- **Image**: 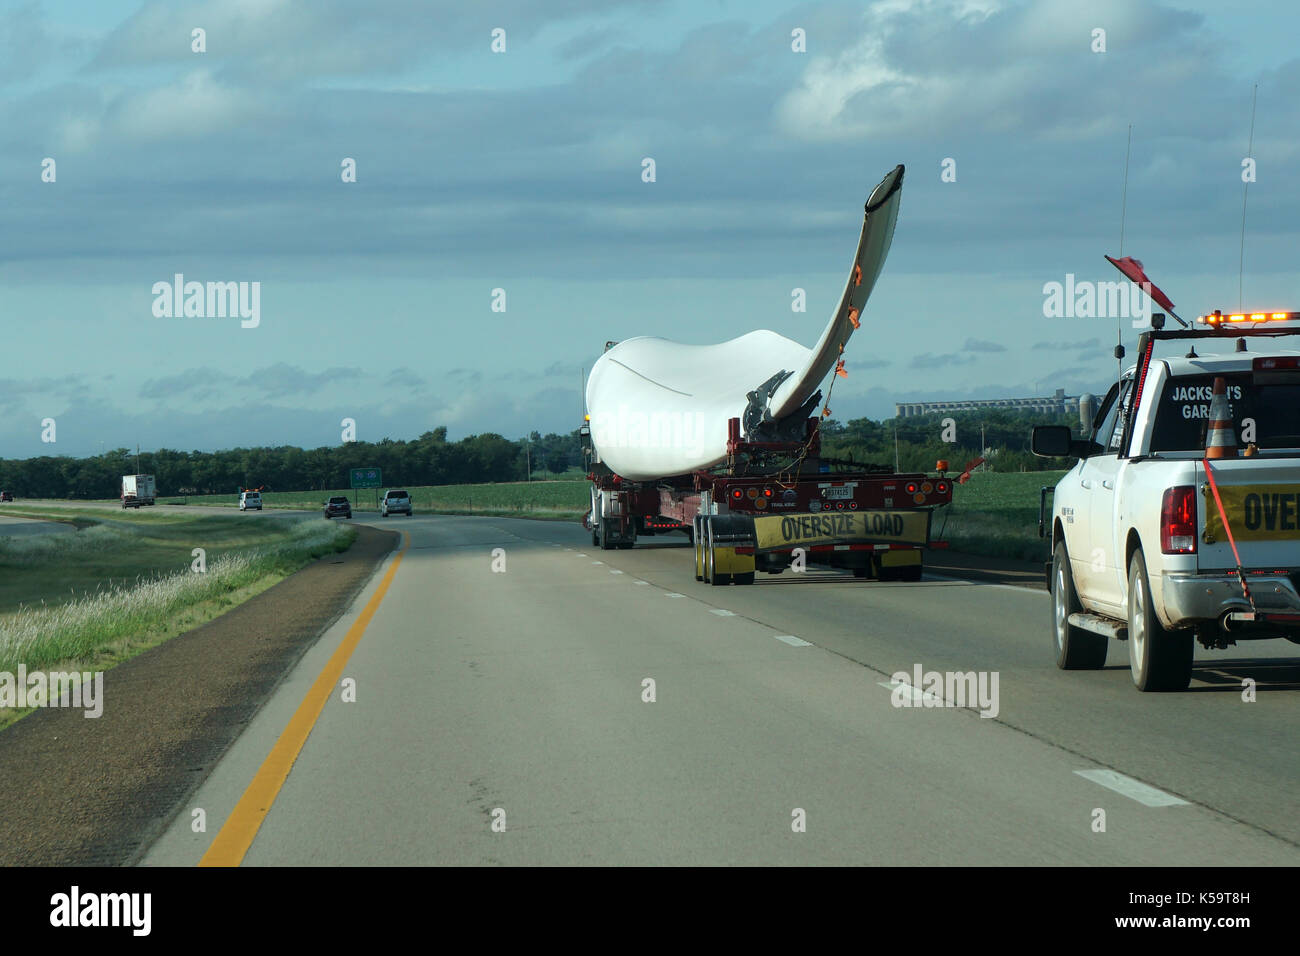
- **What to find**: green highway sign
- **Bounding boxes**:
[350,467,382,489]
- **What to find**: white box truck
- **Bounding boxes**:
[121,474,156,509]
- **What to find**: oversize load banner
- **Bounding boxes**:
[1203,484,1300,541]
[753,510,930,551]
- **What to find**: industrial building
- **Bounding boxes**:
[895,388,1079,418]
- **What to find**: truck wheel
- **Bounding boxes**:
[1052,540,1107,669]
[898,564,923,582]
[599,519,614,551]
[1127,550,1193,691]
[735,572,755,586]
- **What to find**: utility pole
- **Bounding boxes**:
[893,422,900,473]
[981,424,986,473]
[525,439,531,482]
[136,444,141,474]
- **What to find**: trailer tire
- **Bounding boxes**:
[599,520,613,550]
[735,572,755,586]
[1128,550,1193,691]
[706,519,731,586]
[693,516,704,581]
[1052,540,1107,670]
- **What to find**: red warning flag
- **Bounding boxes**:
[1104,255,1176,314]
[835,359,847,378]
[847,307,860,330]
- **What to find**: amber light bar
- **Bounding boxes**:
[1198,309,1297,326]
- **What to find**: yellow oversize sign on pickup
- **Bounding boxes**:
[1203,484,1300,541]
[753,510,930,551]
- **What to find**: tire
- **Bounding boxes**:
[599,518,613,551]
[898,564,923,583]
[592,526,599,547]
[852,567,868,579]
[1127,550,1193,691]
[707,519,731,586]
[735,572,755,586]
[694,516,704,582]
[1052,540,1107,670]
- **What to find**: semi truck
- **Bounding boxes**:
[580,164,954,583]
[121,474,156,508]
[583,415,952,584]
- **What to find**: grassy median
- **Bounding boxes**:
[0,508,355,684]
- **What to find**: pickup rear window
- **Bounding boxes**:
[1149,372,1300,451]
[387,491,408,498]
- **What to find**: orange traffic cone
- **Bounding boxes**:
[1205,376,1237,459]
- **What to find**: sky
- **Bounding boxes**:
[2,0,1298,457]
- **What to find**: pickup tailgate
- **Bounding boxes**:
[1198,457,1300,570]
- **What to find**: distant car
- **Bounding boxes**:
[324,496,352,519]
[0,491,12,502]
[239,491,262,511]
[380,489,412,517]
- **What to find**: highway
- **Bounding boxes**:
[0,515,76,538]
[144,514,1300,866]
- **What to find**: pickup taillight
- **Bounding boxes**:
[1161,485,1197,554]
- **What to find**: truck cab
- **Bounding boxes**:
[1035,312,1300,690]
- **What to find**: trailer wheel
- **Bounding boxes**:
[707,519,732,586]
[599,519,614,551]
[693,517,704,582]
[735,572,755,586]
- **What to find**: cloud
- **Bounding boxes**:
[1032,338,1102,351]
[774,0,1210,144]
[241,363,363,398]
[963,338,1005,353]
[384,367,428,389]
[910,352,976,369]
[139,367,234,399]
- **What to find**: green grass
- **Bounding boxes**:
[0,509,355,684]
[0,507,335,613]
[934,470,1067,562]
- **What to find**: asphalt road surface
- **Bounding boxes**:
[145,514,1300,865]
[0,515,76,538]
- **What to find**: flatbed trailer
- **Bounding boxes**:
[583,416,953,584]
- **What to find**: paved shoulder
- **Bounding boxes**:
[0,524,398,865]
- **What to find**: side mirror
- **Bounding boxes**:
[1032,425,1090,460]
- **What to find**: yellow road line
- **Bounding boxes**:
[199,531,409,866]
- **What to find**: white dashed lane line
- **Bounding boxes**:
[1074,769,1190,807]
[774,635,812,647]
[710,609,737,617]
[878,680,944,704]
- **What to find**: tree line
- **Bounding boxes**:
[0,427,584,500]
[820,407,1083,474]
[0,408,1081,500]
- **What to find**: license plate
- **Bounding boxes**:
[823,486,853,500]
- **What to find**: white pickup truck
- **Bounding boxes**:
[1033,315,1300,691]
